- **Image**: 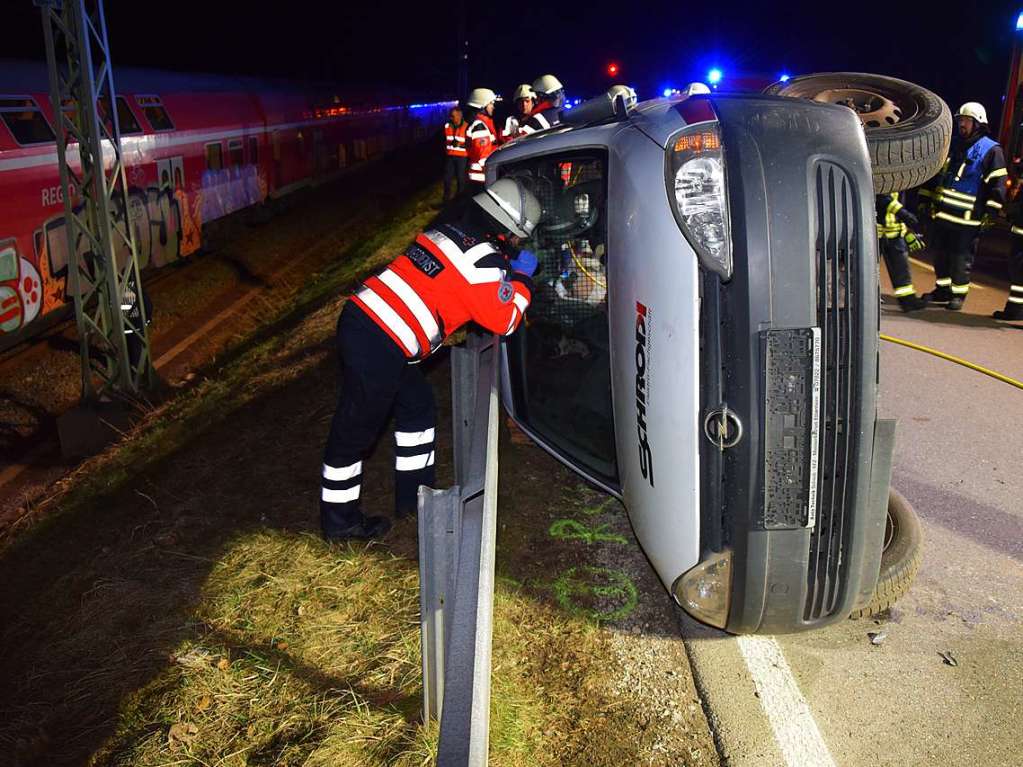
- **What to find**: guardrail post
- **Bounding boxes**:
[417,330,500,766]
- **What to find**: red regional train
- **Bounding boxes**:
[0,61,452,352]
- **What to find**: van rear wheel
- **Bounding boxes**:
[849,488,923,619]
[764,72,952,194]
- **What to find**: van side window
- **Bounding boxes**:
[205,142,223,171]
[0,97,55,145]
[136,95,174,131]
[501,151,616,484]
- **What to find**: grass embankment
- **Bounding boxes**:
[0,184,709,766]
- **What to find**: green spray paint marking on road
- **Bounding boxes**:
[548,518,628,546]
[552,566,638,622]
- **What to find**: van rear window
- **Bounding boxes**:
[0,97,55,146]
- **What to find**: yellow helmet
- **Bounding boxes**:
[956,102,988,124]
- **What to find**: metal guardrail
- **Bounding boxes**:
[418,330,501,766]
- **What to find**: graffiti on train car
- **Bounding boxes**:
[0,239,44,334]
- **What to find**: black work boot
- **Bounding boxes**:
[323,515,391,542]
[946,295,965,311]
[898,294,928,313]
[993,303,1023,320]
[921,286,952,304]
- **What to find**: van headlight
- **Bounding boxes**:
[672,549,733,629]
[666,123,732,280]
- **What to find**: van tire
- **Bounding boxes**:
[764,72,952,194]
[849,488,923,619]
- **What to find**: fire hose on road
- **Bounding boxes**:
[880,333,1023,391]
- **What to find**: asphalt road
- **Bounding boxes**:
[681,254,1023,767]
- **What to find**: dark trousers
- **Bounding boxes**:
[879,237,913,293]
[443,155,467,201]
[931,222,977,296]
[320,303,436,536]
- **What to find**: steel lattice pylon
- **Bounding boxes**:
[36,0,152,401]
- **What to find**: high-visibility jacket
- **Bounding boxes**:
[876,192,913,239]
[501,115,521,144]
[466,113,498,182]
[444,121,467,157]
[518,100,561,136]
[351,221,533,360]
[921,133,1008,227]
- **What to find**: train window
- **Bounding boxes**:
[248,136,258,164]
[0,97,55,145]
[205,142,223,171]
[228,139,243,168]
[136,94,174,132]
[114,97,142,134]
[65,97,143,136]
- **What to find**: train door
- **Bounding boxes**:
[156,158,172,189]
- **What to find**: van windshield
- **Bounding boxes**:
[501,150,617,486]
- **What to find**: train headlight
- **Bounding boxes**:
[666,122,732,280]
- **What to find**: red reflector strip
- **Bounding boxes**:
[674,97,717,126]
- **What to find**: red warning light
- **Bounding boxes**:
[607,62,619,77]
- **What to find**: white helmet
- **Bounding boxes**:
[956,102,988,124]
[684,82,711,96]
[513,84,536,101]
[607,84,637,109]
[532,74,563,96]
[467,87,498,109]
[473,178,542,239]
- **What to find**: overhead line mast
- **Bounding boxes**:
[36,0,153,402]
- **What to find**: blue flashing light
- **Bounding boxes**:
[779,73,791,83]
[563,103,573,110]
[708,68,723,85]
[1016,11,1023,30]
[663,87,673,98]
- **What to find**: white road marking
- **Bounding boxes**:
[737,636,837,767]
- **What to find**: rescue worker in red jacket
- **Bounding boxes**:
[465,88,500,191]
[442,106,468,202]
[502,84,535,143]
[319,178,543,540]
[518,74,565,136]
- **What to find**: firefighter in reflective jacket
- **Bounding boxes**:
[519,74,565,136]
[502,84,535,143]
[442,106,468,202]
[319,178,543,540]
[919,102,1008,310]
[998,213,1023,320]
[465,87,500,191]
[876,192,927,312]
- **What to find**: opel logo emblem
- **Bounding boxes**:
[704,406,743,450]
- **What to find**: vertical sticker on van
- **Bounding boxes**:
[635,301,655,486]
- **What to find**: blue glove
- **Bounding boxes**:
[509,249,538,277]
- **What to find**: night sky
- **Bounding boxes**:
[5,1,1023,119]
